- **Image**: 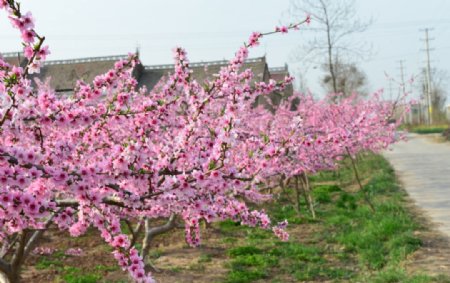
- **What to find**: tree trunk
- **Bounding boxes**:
[294,176,302,215]
[141,215,177,260]
[6,271,19,283]
[0,272,9,283]
[345,147,375,212]
[300,173,316,219]
[0,260,11,283]
[320,0,338,99]
[0,267,21,283]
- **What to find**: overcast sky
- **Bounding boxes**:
[0,0,449,99]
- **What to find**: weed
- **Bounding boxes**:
[63,273,101,283]
[228,246,262,257]
[220,154,437,282]
[94,264,119,272]
[198,254,213,263]
[409,125,448,134]
[169,266,182,273]
[148,249,163,259]
[35,258,63,270]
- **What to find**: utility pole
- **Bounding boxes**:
[398,60,409,123]
[388,79,393,102]
[398,60,406,94]
[421,28,434,125]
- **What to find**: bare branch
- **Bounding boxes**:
[141,215,177,260]
[24,215,56,257]
[289,0,372,97]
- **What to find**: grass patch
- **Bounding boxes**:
[148,249,163,259]
[219,153,450,282]
[93,264,119,272]
[35,257,63,270]
[36,260,113,283]
[226,246,277,283]
[198,254,213,263]
[367,268,450,283]
[408,124,448,134]
[63,273,101,283]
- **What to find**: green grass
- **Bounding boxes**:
[148,249,163,259]
[198,254,213,263]
[93,264,119,272]
[61,267,101,283]
[36,257,116,283]
[225,246,278,283]
[63,273,101,283]
[33,153,449,282]
[35,257,63,270]
[408,124,448,134]
[218,153,450,283]
[367,268,450,283]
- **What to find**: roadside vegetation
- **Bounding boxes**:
[216,154,450,282]
[405,124,449,134]
[22,154,450,282]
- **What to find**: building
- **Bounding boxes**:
[1,52,293,109]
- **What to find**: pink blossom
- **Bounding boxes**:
[275,26,288,33]
[306,14,312,24]
[32,247,57,255]
[37,45,50,60]
[112,234,129,248]
[28,60,41,74]
[248,32,262,47]
[23,46,34,60]
[65,248,84,256]
[22,12,35,29]
[21,30,35,43]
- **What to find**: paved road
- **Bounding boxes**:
[383,133,450,236]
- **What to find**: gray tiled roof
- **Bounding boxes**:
[1,53,129,91]
[1,52,25,66]
[138,57,269,91]
[0,53,292,107]
[35,55,129,91]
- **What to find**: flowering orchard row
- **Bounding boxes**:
[0,1,405,282]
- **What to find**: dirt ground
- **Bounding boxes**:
[19,203,450,283]
[17,167,450,282]
[403,201,450,276]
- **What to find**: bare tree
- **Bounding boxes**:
[321,59,368,98]
[419,68,448,123]
[288,0,371,97]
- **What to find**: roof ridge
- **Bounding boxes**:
[1,51,22,58]
[44,55,129,66]
[144,57,266,70]
[269,66,288,73]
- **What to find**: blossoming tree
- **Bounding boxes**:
[237,90,406,216]
[0,1,316,281]
[0,1,408,282]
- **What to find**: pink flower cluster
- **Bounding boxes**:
[32,246,57,256]
[275,26,289,33]
[113,248,155,283]
[65,248,84,256]
[0,2,408,282]
[1,2,49,74]
[272,220,289,241]
[248,32,262,47]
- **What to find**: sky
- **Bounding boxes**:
[0,0,449,100]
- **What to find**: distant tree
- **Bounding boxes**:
[419,68,448,122]
[288,0,371,99]
[321,59,368,98]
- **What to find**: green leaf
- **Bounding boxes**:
[208,160,217,170]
